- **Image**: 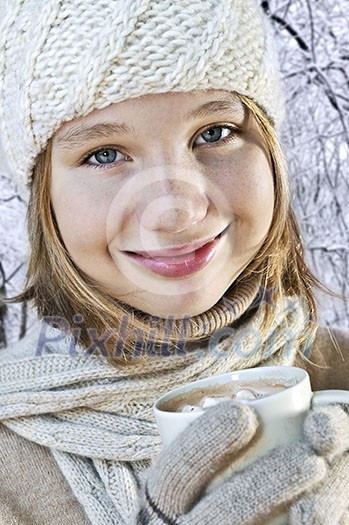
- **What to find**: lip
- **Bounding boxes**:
[129,233,220,258]
[124,231,226,278]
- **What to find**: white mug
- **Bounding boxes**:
[153,366,349,525]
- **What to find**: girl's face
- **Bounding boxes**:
[51,91,274,319]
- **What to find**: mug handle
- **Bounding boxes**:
[312,389,349,407]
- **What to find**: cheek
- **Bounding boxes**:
[50,177,110,259]
[237,167,274,228]
[214,147,275,234]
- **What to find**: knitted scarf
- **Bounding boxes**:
[0,278,311,524]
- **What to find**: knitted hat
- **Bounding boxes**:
[0,0,284,188]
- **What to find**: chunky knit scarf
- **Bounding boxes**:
[0,279,311,524]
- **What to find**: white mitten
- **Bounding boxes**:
[290,404,349,525]
[136,401,327,525]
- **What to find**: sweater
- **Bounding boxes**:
[0,305,348,525]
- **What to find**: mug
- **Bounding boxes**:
[153,366,349,525]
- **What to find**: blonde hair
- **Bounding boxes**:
[13,95,323,362]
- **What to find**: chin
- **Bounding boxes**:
[139,292,224,320]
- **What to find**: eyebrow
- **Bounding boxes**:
[185,98,245,120]
[54,97,245,150]
[55,122,134,149]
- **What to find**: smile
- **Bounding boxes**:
[124,230,226,278]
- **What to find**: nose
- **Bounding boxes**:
[139,179,209,233]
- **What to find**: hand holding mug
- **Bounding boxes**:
[137,366,349,525]
[137,401,329,525]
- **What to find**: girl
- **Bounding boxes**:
[0,1,348,524]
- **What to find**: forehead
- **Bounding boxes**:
[53,90,247,142]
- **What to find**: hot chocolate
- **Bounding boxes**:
[163,378,289,413]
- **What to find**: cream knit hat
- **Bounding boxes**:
[0,0,284,187]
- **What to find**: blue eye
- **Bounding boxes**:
[195,126,234,145]
[85,148,128,166]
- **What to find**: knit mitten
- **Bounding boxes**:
[135,401,327,525]
[290,404,349,525]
